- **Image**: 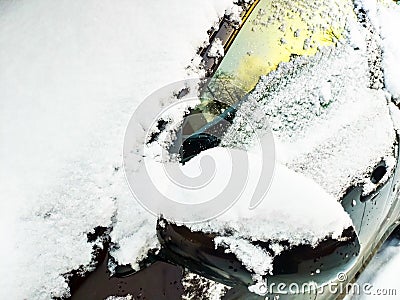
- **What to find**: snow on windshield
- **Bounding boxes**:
[224,41,396,199]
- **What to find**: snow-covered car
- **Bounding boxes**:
[155,0,400,298]
[69,0,400,299]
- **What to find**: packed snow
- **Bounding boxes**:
[225,4,243,26]
[185,148,354,246]
[2,0,400,299]
[185,148,353,276]
[223,43,397,198]
[358,0,400,99]
[214,236,274,275]
[182,272,230,300]
[208,38,225,59]
[0,0,233,298]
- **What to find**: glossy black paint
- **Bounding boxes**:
[157,219,360,291]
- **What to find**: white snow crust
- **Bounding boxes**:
[225,4,243,26]
[2,0,400,298]
[359,0,400,99]
[0,0,233,299]
[224,43,396,198]
[182,272,229,300]
[184,148,353,277]
[208,38,225,59]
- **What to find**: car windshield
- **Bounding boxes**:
[176,0,396,199]
[196,0,350,119]
[177,0,355,161]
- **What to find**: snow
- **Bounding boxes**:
[182,272,229,300]
[185,147,353,275]
[145,144,233,207]
[2,0,400,298]
[346,237,400,300]
[248,277,269,295]
[105,296,133,300]
[0,0,233,299]
[374,3,400,99]
[187,152,353,247]
[180,3,397,279]
[225,4,243,26]
[343,1,400,297]
[223,42,396,198]
[208,38,225,59]
[357,0,400,99]
[214,236,273,275]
